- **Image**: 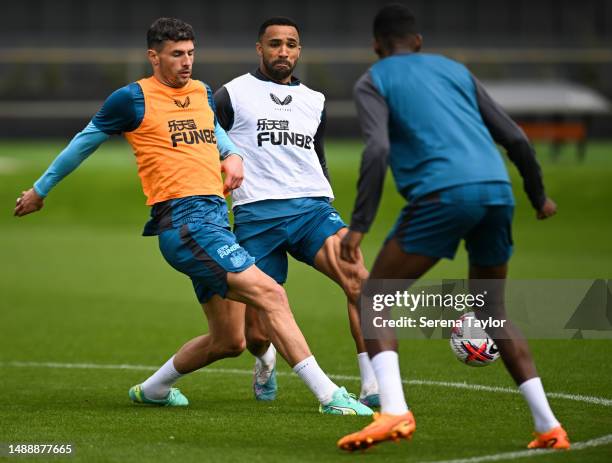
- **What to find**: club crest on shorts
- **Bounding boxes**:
[328,212,342,223]
[230,252,248,268]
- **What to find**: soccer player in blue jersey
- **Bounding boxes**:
[214,17,379,408]
[337,4,570,451]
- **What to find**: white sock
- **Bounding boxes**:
[141,356,184,400]
[357,352,379,398]
[254,344,277,385]
[519,377,561,433]
[371,351,409,415]
[256,344,276,369]
[292,355,338,405]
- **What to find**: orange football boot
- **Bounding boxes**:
[527,426,570,449]
[337,411,416,451]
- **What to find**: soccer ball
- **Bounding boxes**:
[449,312,500,367]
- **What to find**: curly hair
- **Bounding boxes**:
[147,18,195,50]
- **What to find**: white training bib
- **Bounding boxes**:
[223,73,334,206]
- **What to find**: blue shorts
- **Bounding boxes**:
[158,223,255,303]
[390,183,515,267]
[233,199,346,284]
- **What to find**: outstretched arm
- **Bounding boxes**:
[14,122,109,216]
[473,76,556,219]
[14,83,141,217]
[341,71,391,262]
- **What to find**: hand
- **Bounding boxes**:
[340,230,364,263]
[221,154,244,196]
[537,197,557,220]
[14,188,44,217]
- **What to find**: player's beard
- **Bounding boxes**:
[263,58,295,82]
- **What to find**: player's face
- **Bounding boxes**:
[256,25,301,83]
[148,40,194,88]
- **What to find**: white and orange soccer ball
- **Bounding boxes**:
[450,312,500,367]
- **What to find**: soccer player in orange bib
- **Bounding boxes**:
[14,17,370,415]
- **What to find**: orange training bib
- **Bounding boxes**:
[124,77,223,205]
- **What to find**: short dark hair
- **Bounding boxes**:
[258,16,300,40]
[373,4,418,42]
[147,18,195,50]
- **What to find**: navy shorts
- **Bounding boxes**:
[158,222,255,303]
[390,184,515,267]
[234,201,346,284]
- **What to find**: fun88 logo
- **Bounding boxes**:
[217,243,248,268]
[217,243,241,259]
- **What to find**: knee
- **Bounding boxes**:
[214,335,246,358]
[225,337,247,357]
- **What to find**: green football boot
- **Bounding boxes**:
[128,384,189,407]
[319,387,374,416]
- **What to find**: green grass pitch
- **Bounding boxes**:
[0,139,611,462]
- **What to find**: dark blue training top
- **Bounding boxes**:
[370,53,510,200]
[350,52,545,232]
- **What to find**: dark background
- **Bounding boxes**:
[1,0,610,137]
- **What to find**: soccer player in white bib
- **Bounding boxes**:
[214,17,380,408]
